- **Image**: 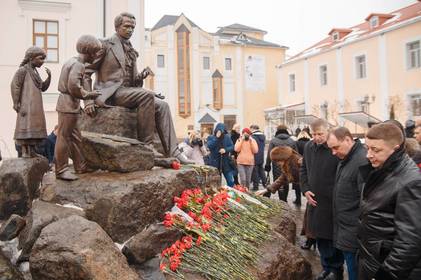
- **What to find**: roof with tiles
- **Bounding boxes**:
[287,1,421,63]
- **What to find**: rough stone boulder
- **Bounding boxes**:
[122,223,183,265]
[255,232,312,280]
[0,250,24,280]
[0,157,49,219]
[0,214,26,241]
[268,201,297,244]
[79,107,138,139]
[39,166,220,243]
[17,200,85,262]
[81,131,154,172]
[30,215,139,280]
[79,106,165,154]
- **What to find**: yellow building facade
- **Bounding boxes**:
[271,1,421,137]
[143,15,287,137]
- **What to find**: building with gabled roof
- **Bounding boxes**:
[142,13,287,137]
[268,0,421,137]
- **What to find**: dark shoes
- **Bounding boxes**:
[324,271,344,280]
[301,238,316,250]
[293,199,302,206]
[315,270,343,280]
[315,271,329,280]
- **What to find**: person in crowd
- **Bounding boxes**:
[298,130,315,250]
[405,138,421,168]
[230,123,241,185]
[297,130,311,156]
[235,128,258,190]
[179,131,207,165]
[405,119,416,138]
[256,146,301,196]
[265,124,297,201]
[250,124,267,191]
[207,123,236,187]
[414,123,421,145]
[326,127,367,280]
[300,118,343,280]
[45,125,58,164]
[358,123,421,280]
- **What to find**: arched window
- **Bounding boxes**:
[176,24,191,117]
[212,69,223,110]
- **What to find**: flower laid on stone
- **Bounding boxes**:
[159,186,283,280]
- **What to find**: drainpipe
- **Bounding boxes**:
[103,0,106,37]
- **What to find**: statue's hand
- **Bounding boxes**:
[13,103,20,113]
[141,68,150,79]
[84,103,96,117]
[84,90,101,100]
[45,67,51,78]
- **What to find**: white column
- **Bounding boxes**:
[191,28,200,125]
[336,47,345,125]
[378,34,389,120]
[167,25,176,119]
[236,46,244,127]
[303,59,310,114]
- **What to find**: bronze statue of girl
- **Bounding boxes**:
[11,46,51,157]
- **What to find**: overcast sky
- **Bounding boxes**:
[144,0,417,56]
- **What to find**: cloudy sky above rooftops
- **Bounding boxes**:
[145,0,416,56]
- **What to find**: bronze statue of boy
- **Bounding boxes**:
[55,35,102,180]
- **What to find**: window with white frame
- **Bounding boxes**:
[320,65,327,86]
[157,54,165,68]
[289,74,295,92]
[370,16,379,28]
[332,32,339,41]
[355,55,367,79]
[203,56,210,70]
[33,19,59,62]
[407,40,420,69]
[410,94,421,117]
[225,58,232,71]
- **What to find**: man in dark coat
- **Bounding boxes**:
[251,124,266,191]
[358,123,421,280]
[84,12,192,164]
[207,123,235,187]
[327,127,367,280]
[265,124,297,201]
[300,119,343,280]
[230,123,241,185]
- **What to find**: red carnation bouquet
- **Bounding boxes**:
[159,186,282,280]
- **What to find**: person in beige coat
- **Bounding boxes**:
[11,46,51,157]
[235,127,258,189]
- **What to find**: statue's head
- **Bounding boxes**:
[114,12,136,40]
[76,35,102,63]
[20,46,46,67]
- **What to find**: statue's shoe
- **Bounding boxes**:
[56,170,79,181]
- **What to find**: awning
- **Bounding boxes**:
[339,111,382,128]
[294,114,335,127]
[198,113,217,123]
[294,114,317,123]
[280,102,305,110]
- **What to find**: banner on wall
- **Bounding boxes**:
[245,55,266,92]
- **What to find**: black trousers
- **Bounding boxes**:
[252,163,267,189]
